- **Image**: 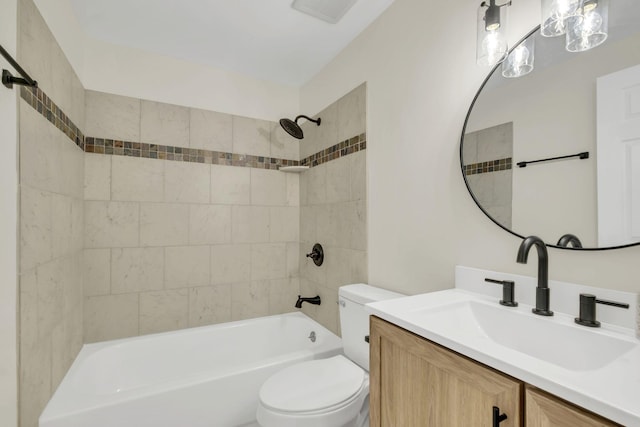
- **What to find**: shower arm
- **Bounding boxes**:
[294,115,321,126]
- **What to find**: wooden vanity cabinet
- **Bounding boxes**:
[370,316,622,427]
[370,316,523,426]
[525,386,621,427]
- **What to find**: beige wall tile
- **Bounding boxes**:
[140,290,189,335]
[325,156,351,204]
[286,173,300,207]
[70,70,85,130]
[300,206,317,244]
[211,244,251,285]
[189,205,232,245]
[306,165,327,205]
[20,186,51,273]
[56,132,85,199]
[251,243,286,281]
[325,247,368,290]
[270,207,300,242]
[337,84,366,142]
[19,102,57,194]
[84,153,111,201]
[315,102,340,153]
[250,168,287,206]
[18,0,53,93]
[84,294,139,342]
[269,277,299,315]
[51,194,72,259]
[231,281,269,321]
[49,43,72,123]
[270,122,299,160]
[188,284,232,327]
[315,285,339,335]
[19,337,51,427]
[111,247,164,294]
[347,200,367,251]
[286,242,300,278]
[190,108,232,152]
[232,116,271,157]
[140,203,189,247]
[165,246,210,288]
[299,278,320,320]
[141,100,189,147]
[165,161,210,204]
[111,156,164,202]
[70,198,84,253]
[349,150,366,202]
[84,201,139,248]
[85,90,141,142]
[19,269,38,354]
[84,248,110,296]
[211,165,250,205]
[231,205,270,243]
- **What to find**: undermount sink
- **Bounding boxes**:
[401,294,636,372]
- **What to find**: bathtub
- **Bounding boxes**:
[40,312,342,427]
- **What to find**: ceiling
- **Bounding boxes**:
[68,0,394,87]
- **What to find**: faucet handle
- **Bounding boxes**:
[484,278,518,307]
[575,293,629,328]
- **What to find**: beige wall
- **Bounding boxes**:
[298,84,368,334]
[83,91,300,342]
[17,0,85,426]
[301,0,640,296]
[0,0,18,424]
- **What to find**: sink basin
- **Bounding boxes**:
[405,298,636,371]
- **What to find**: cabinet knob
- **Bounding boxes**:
[492,406,508,426]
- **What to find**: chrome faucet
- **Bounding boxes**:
[516,236,553,316]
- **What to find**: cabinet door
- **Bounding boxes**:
[525,386,621,427]
[370,316,522,427]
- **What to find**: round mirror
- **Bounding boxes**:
[461,0,640,250]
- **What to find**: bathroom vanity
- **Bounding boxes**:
[366,267,640,426]
[369,316,619,426]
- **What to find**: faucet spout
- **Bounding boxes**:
[516,236,553,316]
[295,295,321,309]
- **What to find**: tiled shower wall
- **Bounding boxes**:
[463,122,514,228]
[17,0,85,425]
[298,84,368,335]
[83,91,301,342]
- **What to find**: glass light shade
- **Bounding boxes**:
[502,37,535,78]
[477,1,509,66]
[566,0,608,52]
[541,0,581,37]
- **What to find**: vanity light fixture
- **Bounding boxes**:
[541,0,608,52]
[476,0,511,66]
[541,0,581,37]
[502,36,535,78]
[565,0,608,52]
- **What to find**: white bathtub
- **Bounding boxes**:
[40,312,342,427]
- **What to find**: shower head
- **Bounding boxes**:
[279,115,321,140]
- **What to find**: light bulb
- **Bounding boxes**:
[581,10,603,33]
[542,0,581,36]
[479,31,507,66]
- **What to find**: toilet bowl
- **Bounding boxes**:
[256,284,404,427]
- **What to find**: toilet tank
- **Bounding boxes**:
[338,284,404,371]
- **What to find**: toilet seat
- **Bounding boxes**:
[257,355,369,427]
[259,355,365,413]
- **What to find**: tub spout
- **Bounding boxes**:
[295,295,321,308]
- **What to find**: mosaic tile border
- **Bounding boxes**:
[20,86,84,150]
[301,133,366,167]
[20,85,366,170]
[85,137,300,169]
[464,158,512,176]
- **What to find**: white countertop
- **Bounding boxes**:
[366,267,640,426]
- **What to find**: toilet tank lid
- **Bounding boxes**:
[339,284,405,305]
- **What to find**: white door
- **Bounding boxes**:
[596,64,640,246]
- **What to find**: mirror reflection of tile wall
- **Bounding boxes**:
[463,122,513,228]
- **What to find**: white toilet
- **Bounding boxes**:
[256,284,404,427]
